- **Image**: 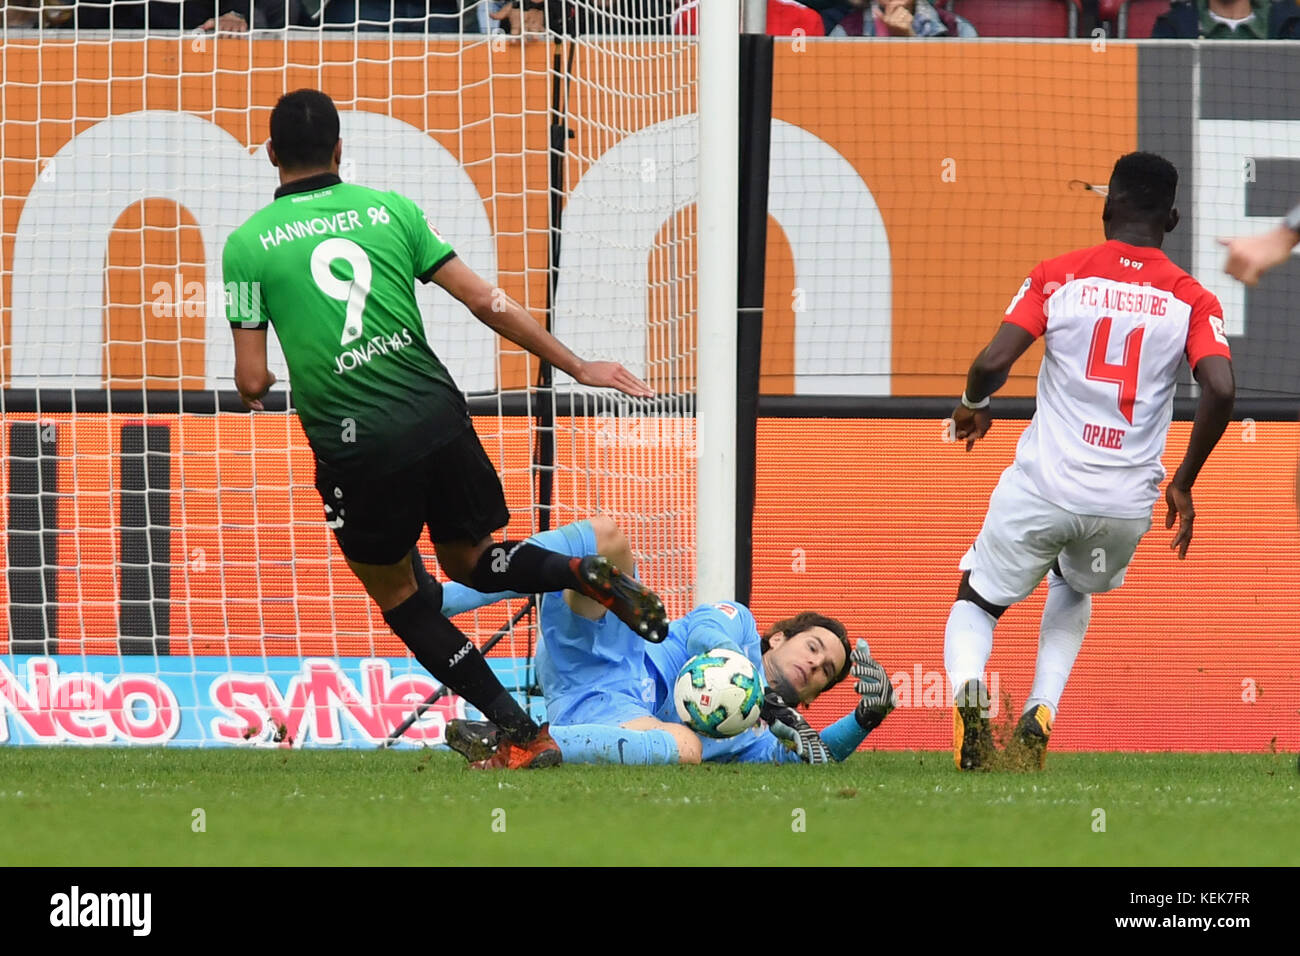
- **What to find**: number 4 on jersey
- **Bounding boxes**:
[1085,316,1143,424]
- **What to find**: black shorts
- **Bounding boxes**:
[313,426,510,565]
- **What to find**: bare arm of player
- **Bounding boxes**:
[232,327,277,411]
[431,257,654,399]
[1219,224,1299,287]
[1164,355,1235,560]
[951,322,1036,451]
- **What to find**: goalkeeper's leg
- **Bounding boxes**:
[548,721,697,765]
[437,515,632,621]
[618,717,701,764]
[562,514,639,619]
[449,718,700,765]
[438,534,666,644]
[438,520,595,617]
[418,433,664,640]
[450,579,697,767]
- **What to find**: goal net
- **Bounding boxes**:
[0,2,699,747]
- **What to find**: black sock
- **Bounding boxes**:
[467,541,578,595]
[382,581,538,742]
[410,547,437,590]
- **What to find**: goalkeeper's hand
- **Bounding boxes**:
[761,684,832,765]
[851,638,896,733]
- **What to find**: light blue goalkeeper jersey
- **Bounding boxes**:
[443,579,799,762]
[641,602,799,764]
[641,601,868,763]
[438,519,844,765]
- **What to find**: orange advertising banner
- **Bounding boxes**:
[3,412,1292,752]
[0,412,695,659]
[757,418,1300,753]
[1,38,1143,397]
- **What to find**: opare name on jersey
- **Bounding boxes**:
[1082,422,1126,450]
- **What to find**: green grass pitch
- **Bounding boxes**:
[1,749,1296,866]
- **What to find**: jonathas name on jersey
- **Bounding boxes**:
[333,327,414,375]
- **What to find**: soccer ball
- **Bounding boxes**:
[673,648,763,738]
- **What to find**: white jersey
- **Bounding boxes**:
[1002,239,1231,519]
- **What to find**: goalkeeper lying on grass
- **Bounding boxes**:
[436,516,896,768]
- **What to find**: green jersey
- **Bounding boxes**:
[223,173,468,474]
[1198,0,1269,38]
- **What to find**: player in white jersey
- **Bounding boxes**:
[944,152,1236,770]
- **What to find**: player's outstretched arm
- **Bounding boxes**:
[231,328,277,411]
[951,322,1036,451]
[1165,355,1235,560]
[1220,204,1300,286]
[431,258,654,399]
[680,604,752,659]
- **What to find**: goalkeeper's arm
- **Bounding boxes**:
[748,707,885,765]
[820,711,879,763]
[766,709,880,764]
[698,640,896,765]
[680,604,753,659]
[696,708,868,765]
[692,686,832,765]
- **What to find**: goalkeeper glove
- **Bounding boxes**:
[761,684,832,765]
[851,638,896,733]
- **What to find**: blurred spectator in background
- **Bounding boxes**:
[486,0,544,35]
[72,0,294,29]
[4,0,76,27]
[1151,0,1300,37]
[797,0,846,30]
[673,0,826,36]
[312,0,466,31]
[573,0,674,35]
[827,0,975,36]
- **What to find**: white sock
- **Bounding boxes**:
[1025,571,1091,718]
[944,600,996,701]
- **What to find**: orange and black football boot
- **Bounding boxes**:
[570,555,669,644]
[470,724,562,770]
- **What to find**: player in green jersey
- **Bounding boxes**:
[223,89,667,769]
